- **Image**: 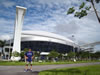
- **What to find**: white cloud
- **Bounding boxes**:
[94,45,100,51]
[2,1,15,8]
[0,34,11,40]
[0,18,14,31]
[38,0,81,5]
[73,13,100,46]
[0,0,100,51]
[0,18,14,41]
[23,1,100,46]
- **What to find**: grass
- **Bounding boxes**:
[39,64,100,75]
[0,60,99,66]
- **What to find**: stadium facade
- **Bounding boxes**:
[3,30,78,59]
[21,30,77,53]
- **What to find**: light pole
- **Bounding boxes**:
[8,39,11,60]
[72,35,76,62]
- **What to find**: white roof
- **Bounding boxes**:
[40,52,50,55]
[21,30,75,46]
[22,31,73,42]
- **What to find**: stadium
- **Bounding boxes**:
[21,30,77,53]
[3,30,78,59]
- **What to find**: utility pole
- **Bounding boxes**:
[72,35,76,62]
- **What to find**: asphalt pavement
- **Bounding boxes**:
[0,62,100,75]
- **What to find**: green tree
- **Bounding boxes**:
[67,51,75,59]
[93,51,100,59]
[67,0,100,23]
[23,48,28,52]
[20,48,29,58]
[48,50,59,58]
[76,51,85,60]
[78,51,91,60]
[81,51,89,59]
[58,53,63,60]
[12,51,20,57]
[48,50,59,62]
[20,51,25,58]
[0,40,6,54]
[34,51,40,57]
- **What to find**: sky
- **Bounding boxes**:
[0,0,100,51]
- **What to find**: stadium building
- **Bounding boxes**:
[4,30,78,52]
[3,30,78,59]
[21,30,77,53]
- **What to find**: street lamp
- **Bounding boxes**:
[72,35,76,62]
[8,39,11,60]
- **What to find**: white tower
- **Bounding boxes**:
[11,6,27,61]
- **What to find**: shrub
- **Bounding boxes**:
[12,51,20,57]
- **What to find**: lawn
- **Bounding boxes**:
[39,64,100,75]
[0,60,99,66]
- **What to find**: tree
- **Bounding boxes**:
[93,51,100,59]
[67,51,76,60]
[0,40,6,54]
[48,50,59,62]
[67,0,100,23]
[58,53,63,60]
[76,50,92,61]
[81,51,89,59]
[20,48,29,58]
[20,51,25,58]
[48,50,59,59]
[23,48,29,52]
[89,51,100,60]
[12,51,20,57]
[0,40,5,48]
[34,51,40,57]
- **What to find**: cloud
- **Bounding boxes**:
[0,34,11,40]
[23,0,100,45]
[2,1,15,8]
[0,18,14,40]
[74,12,100,44]
[55,18,79,34]
[0,0,100,51]
[38,0,81,6]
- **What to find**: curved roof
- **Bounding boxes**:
[21,30,74,46]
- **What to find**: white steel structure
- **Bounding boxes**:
[21,31,74,46]
[11,6,27,61]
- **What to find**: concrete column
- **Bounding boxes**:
[11,6,27,61]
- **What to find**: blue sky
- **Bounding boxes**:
[0,0,100,51]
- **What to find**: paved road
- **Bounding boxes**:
[0,62,100,75]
